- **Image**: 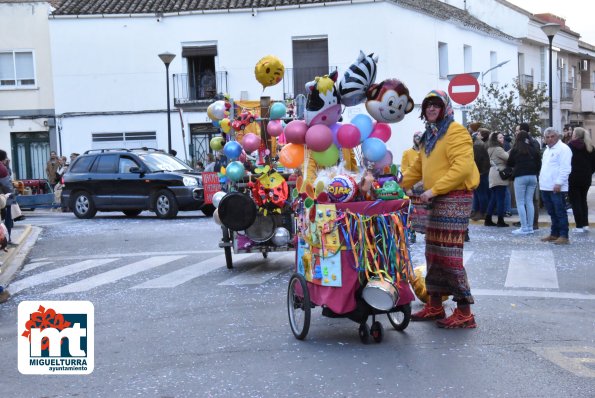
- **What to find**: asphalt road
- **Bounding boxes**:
[0,210,594,397]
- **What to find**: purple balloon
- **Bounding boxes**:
[329,122,342,148]
[242,133,261,153]
[305,124,333,152]
[337,123,361,149]
[284,120,308,144]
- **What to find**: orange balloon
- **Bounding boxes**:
[279,143,305,169]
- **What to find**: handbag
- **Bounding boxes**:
[498,167,513,180]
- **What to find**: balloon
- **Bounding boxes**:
[338,50,379,107]
[271,227,291,246]
[362,137,387,162]
[270,102,287,120]
[266,120,284,137]
[365,79,414,123]
[329,122,342,147]
[370,123,392,142]
[210,136,225,151]
[223,141,242,159]
[351,114,374,142]
[311,144,339,167]
[211,100,227,119]
[212,191,226,208]
[279,143,305,169]
[213,208,222,225]
[305,124,333,152]
[327,175,358,203]
[284,120,308,144]
[305,71,342,127]
[220,118,232,134]
[337,123,361,149]
[254,55,285,89]
[374,150,393,172]
[226,161,245,182]
[241,133,261,153]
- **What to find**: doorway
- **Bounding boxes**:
[12,131,50,180]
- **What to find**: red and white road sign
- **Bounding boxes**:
[448,73,480,105]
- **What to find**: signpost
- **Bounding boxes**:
[448,73,480,105]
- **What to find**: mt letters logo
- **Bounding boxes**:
[18,301,94,375]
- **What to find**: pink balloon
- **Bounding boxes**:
[267,120,284,137]
[284,120,308,144]
[374,150,393,171]
[337,123,361,149]
[305,124,333,152]
[369,123,392,142]
[242,133,261,153]
[239,150,247,163]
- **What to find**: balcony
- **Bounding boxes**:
[518,74,534,90]
[282,66,338,100]
[172,71,228,107]
[560,81,574,102]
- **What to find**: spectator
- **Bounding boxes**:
[46,151,60,185]
[70,152,80,164]
[195,161,205,172]
[0,149,16,244]
[204,153,216,172]
[567,127,595,233]
[400,132,422,174]
[485,132,509,227]
[471,128,491,221]
[539,127,573,245]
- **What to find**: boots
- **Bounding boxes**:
[496,216,509,227]
[484,215,496,226]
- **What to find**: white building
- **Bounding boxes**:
[48,0,519,167]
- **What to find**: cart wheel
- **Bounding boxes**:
[287,273,311,340]
[262,252,268,259]
[221,226,233,269]
[358,322,371,344]
[387,303,412,331]
[370,321,384,343]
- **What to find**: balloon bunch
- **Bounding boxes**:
[207,99,232,132]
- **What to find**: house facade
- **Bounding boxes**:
[48,0,519,166]
[0,0,56,179]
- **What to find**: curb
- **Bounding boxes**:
[0,225,39,287]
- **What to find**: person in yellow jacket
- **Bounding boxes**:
[401,89,479,329]
[400,132,422,174]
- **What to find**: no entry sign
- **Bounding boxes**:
[448,73,480,105]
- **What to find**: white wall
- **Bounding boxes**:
[50,1,519,164]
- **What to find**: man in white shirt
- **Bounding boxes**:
[539,127,573,245]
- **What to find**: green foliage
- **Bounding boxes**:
[468,78,548,137]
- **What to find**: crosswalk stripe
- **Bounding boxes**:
[505,250,559,289]
[47,255,186,294]
[131,253,256,289]
[9,258,119,294]
[218,253,293,286]
[21,261,54,273]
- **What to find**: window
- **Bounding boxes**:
[571,66,576,88]
[292,37,329,98]
[490,51,498,83]
[438,42,448,78]
[119,157,139,173]
[464,45,472,73]
[182,44,217,100]
[95,155,118,173]
[0,50,35,87]
[70,156,96,173]
[540,46,546,83]
[91,132,157,149]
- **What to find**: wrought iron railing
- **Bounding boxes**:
[173,71,228,106]
[560,81,574,102]
[518,74,534,90]
[282,66,338,100]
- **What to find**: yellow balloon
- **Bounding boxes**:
[254,55,285,89]
[220,118,231,134]
[220,166,226,175]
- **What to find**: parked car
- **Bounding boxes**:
[61,148,215,219]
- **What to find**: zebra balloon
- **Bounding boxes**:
[338,51,379,107]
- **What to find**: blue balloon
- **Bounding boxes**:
[362,137,387,162]
[226,161,245,182]
[223,141,242,159]
[270,102,287,120]
[351,114,374,142]
[212,120,220,128]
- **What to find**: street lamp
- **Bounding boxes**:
[481,60,510,83]
[158,52,176,153]
[541,23,561,128]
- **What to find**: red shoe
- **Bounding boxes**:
[411,305,446,321]
[436,308,477,328]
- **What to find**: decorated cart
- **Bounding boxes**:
[206,50,421,342]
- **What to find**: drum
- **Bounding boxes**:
[218,192,257,231]
[245,213,276,243]
[362,278,399,311]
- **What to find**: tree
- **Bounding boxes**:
[467,78,548,137]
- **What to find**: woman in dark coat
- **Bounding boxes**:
[568,127,595,233]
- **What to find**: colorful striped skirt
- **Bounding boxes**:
[425,190,474,304]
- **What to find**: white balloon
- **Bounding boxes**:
[212,100,226,120]
[272,227,291,246]
[213,208,222,225]
[212,191,226,208]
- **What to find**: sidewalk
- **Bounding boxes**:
[0,223,36,287]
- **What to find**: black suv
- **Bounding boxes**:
[61,148,215,219]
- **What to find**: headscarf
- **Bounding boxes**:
[419,89,455,156]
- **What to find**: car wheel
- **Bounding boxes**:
[154,190,178,219]
[201,204,215,217]
[123,210,142,217]
[72,191,97,219]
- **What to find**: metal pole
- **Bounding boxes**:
[165,63,172,153]
[548,36,553,127]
